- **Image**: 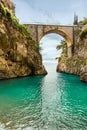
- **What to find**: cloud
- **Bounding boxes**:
[13,0,60,24]
[13,0,87,24]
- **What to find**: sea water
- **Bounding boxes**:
[0,34,87,130]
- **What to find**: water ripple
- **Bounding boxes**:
[0,65,87,129]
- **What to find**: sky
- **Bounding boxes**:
[12,0,85,64]
[40,34,62,63]
[12,0,87,25]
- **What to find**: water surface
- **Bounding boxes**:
[0,34,87,130]
[0,62,87,130]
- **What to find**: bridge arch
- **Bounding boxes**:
[38,29,72,48]
[38,29,73,58]
[25,24,74,57]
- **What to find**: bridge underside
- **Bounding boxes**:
[25,24,74,58]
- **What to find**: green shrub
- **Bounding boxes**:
[18,24,32,39]
[0,2,40,52]
[0,2,6,15]
[32,43,42,52]
[56,44,62,50]
[56,40,67,51]
[56,40,67,56]
[77,29,82,35]
[78,17,87,25]
[5,8,12,20]
[0,2,32,40]
[79,29,87,39]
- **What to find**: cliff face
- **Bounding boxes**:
[0,2,47,79]
[57,25,87,82]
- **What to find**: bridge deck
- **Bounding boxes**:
[25,23,78,27]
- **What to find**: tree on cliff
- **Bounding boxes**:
[56,40,67,55]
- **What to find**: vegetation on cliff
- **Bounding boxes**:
[56,40,67,56]
[78,17,87,39]
[79,17,87,25]
[0,1,42,53]
[57,17,87,82]
[79,28,87,39]
[0,2,33,40]
[0,1,47,79]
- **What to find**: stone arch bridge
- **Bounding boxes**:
[25,24,77,57]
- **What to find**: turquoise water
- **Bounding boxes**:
[0,63,87,130]
[0,34,87,130]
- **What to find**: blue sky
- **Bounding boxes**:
[12,0,87,25]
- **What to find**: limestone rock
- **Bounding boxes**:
[57,25,87,82]
[80,73,87,82]
[0,1,47,79]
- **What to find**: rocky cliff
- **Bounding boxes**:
[57,23,87,82]
[0,1,47,79]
